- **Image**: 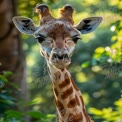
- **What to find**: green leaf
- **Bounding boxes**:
[3,71,13,77]
[26,111,47,119]
[89,108,102,115]
[5,110,23,119]
[24,99,39,106]
[47,114,55,119]
[0,93,15,105]
[81,61,90,68]
[9,82,20,90]
[0,75,8,83]
[114,98,122,107]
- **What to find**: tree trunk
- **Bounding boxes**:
[0,0,29,115]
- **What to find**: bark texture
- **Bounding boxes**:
[0,0,29,110]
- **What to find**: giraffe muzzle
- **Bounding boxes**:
[52,53,69,60]
[49,48,71,68]
[50,52,71,69]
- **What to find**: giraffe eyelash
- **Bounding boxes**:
[35,34,46,43]
[72,36,81,43]
[36,36,45,43]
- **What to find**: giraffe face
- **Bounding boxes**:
[12,4,102,69]
[34,20,81,69]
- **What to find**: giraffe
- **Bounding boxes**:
[12,4,102,122]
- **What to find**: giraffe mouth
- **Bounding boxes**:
[50,53,71,68]
[52,53,69,60]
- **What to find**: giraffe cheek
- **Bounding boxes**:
[69,47,75,55]
[40,48,50,59]
[40,50,45,57]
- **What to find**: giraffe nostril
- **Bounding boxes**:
[64,54,68,59]
[52,54,57,59]
[57,55,64,60]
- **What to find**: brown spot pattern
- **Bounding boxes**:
[61,68,65,72]
[80,95,91,122]
[59,78,70,89]
[55,100,65,116]
[61,86,73,99]
[54,88,58,97]
[59,119,64,122]
[54,71,61,80]
[75,95,80,106]
[70,78,79,91]
[80,95,84,105]
[68,112,83,122]
[64,72,69,79]
[83,107,91,122]
[67,97,77,108]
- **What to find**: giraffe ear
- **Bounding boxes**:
[75,17,102,34]
[12,16,38,35]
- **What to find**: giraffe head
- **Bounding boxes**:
[12,4,102,69]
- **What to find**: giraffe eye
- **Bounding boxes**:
[37,37,45,43]
[72,37,81,43]
[36,35,45,43]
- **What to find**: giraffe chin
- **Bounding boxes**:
[50,59,71,69]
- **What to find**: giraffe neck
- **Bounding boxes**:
[47,62,92,122]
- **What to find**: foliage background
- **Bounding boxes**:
[0,0,122,122]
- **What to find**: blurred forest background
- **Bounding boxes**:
[0,0,122,122]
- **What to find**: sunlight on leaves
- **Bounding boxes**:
[89,98,122,122]
[89,108,102,116]
[33,97,45,104]
[76,72,87,82]
[92,66,102,72]
[81,61,90,68]
[114,98,122,107]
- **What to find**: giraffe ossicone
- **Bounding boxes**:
[12,4,102,122]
